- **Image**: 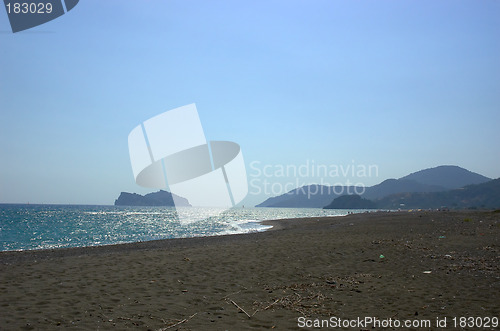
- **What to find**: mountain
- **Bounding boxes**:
[362,178,445,200]
[255,185,364,208]
[375,178,500,210]
[324,194,377,209]
[400,165,491,190]
[256,180,442,207]
[256,165,491,208]
[114,190,191,207]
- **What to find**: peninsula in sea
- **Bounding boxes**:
[114,190,191,207]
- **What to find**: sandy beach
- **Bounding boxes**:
[1,211,499,330]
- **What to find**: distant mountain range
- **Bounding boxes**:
[117,166,498,210]
[115,190,191,207]
[257,165,497,209]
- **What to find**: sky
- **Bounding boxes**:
[0,0,499,206]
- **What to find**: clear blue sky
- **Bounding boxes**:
[1,0,499,205]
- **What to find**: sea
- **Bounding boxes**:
[0,204,363,252]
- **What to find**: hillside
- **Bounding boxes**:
[375,178,500,210]
[362,178,445,200]
[255,185,363,208]
[324,195,377,209]
[400,165,490,189]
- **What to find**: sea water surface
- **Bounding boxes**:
[0,204,365,252]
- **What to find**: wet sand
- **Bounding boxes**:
[1,211,499,330]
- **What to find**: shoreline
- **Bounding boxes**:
[0,209,484,258]
[0,205,351,253]
[0,208,359,258]
[0,213,355,264]
[1,210,499,329]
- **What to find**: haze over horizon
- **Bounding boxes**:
[1,1,499,205]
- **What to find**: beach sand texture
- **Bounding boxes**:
[1,211,499,330]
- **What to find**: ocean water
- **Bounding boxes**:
[0,204,358,252]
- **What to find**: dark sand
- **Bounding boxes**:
[1,211,499,330]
